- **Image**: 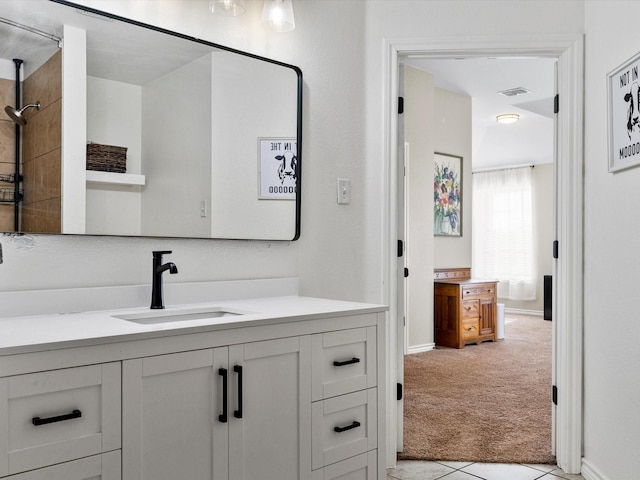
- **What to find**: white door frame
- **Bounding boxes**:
[382,35,584,474]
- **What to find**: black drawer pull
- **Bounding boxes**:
[32,409,82,426]
[334,420,361,433]
[219,368,228,423]
[233,365,243,419]
[333,357,360,367]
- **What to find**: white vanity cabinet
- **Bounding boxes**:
[122,337,311,480]
[0,295,386,480]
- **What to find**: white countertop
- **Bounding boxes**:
[0,296,387,356]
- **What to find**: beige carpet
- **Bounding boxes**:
[399,314,556,464]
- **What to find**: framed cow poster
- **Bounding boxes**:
[258,138,297,199]
[608,51,640,172]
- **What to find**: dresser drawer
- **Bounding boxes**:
[461,320,479,337]
[312,327,376,401]
[0,363,121,477]
[461,300,479,319]
[311,450,376,480]
[462,284,495,299]
[311,388,377,470]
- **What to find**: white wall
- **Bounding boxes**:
[141,53,212,238]
[433,88,473,268]
[209,51,297,240]
[583,2,640,479]
[86,76,142,236]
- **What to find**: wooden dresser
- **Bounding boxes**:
[434,267,498,349]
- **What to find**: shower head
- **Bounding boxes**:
[4,102,40,126]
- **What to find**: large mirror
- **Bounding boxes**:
[0,0,302,240]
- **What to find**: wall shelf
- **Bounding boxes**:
[86,170,145,186]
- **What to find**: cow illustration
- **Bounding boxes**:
[275,150,297,185]
[624,82,640,140]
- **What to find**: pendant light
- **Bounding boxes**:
[262,0,295,32]
[209,0,246,17]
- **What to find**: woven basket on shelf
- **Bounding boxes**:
[86,143,127,173]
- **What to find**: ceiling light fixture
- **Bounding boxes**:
[262,0,295,32]
[496,113,520,125]
[209,0,246,17]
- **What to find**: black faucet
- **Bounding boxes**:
[150,250,178,309]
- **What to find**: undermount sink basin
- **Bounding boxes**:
[114,307,247,325]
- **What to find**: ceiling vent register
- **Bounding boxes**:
[498,87,530,97]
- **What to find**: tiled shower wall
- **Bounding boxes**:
[0,77,16,231]
[21,50,62,233]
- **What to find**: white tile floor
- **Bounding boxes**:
[387,460,586,480]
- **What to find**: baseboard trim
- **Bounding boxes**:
[581,459,610,480]
[407,343,436,354]
[503,308,543,316]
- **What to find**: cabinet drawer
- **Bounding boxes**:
[461,320,479,337]
[312,327,376,401]
[3,451,121,480]
[461,300,479,319]
[0,363,121,477]
[311,450,376,480]
[462,284,495,299]
[311,389,377,470]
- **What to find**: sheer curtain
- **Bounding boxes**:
[472,167,536,301]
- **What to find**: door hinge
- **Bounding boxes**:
[404,267,409,278]
[397,239,404,258]
[553,240,559,259]
[552,385,558,405]
[397,383,403,401]
[554,94,559,114]
[398,96,404,115]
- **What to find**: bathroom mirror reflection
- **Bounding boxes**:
[0,0,302,240]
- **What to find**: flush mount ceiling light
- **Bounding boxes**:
[262,0,295,32]
[496,113,520,125]
[209,0,246,17]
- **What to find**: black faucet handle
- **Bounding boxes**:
[152,250,172,256]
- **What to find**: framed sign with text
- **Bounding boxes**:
[258,138,297,199]
[608,51,640,172]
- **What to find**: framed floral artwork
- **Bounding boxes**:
[434,152,462,236]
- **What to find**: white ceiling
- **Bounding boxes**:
[0,0,214,84]
[404,56,557,170]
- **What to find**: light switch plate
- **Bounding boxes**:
[337,178,351,205]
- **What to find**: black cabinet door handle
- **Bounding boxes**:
[233,365,243,419]
[32,409,82,426]
[333,357,360,367]
[334,420,361,433]
[218,368,228,423]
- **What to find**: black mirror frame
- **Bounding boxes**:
[51,0,302,241]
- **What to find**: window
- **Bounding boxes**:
[472,167,536,300]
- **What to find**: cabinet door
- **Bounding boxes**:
[122,348,229,480]
[479,297,495,335]
[229,336,311,480]
[5,451,121,480]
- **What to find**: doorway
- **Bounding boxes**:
[383,35,584,475]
